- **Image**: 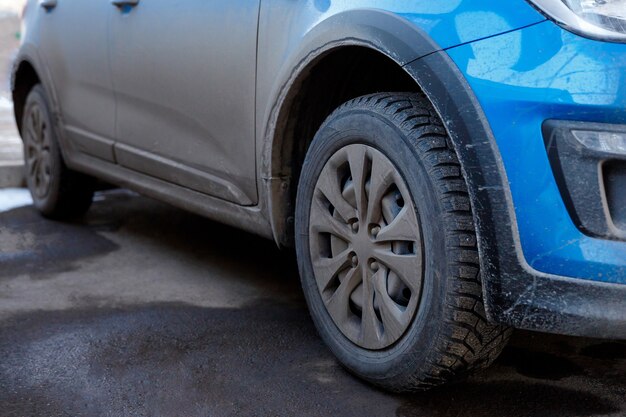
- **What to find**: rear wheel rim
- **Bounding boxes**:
[309,144,424,350]
[24,102,53,200]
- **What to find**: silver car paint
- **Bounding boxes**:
[256,6,441,245]
[110,0,260,205]
[38,0,117,162]
[14,0,444,242]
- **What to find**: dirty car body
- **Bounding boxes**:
[11,0,626,390]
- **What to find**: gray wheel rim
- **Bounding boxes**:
[309,144,424,350]
[23,102,52,199]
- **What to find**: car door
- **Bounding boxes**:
[109,0,260,206]
[37,0,116,161]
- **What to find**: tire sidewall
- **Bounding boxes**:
[296,108,451,382]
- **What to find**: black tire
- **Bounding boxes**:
[21,84,94,219]
[295,92,511,392]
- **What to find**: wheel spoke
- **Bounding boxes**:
[25,119,38,144]
[360,268,381,345]
[376,206,420,243]
[40,149,50,162]
[373,274,407,342]
[347,145,369,217]
[373,249,421,292]
[312,247,353,291]
[27,153,36,174]
[26,144,37,160]
[35,166,44,193]
[325,266,362,324]
[365,152,396,225]
[32,108,43,140]
[316,162,357,222]
[41,158,51,184]
[40,128,49,149]
[37,156,44,179]
[30,156,40,177]
[310,196,352,242]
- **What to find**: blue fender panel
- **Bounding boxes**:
[446,21,626,284]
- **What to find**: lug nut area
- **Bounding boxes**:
[349,219,360,233]
[350,252,359,267]
[369,258,380,272]
[369,224,381,238]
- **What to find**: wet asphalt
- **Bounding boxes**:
[0,190,624,417]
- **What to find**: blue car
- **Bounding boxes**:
[12,0,626,391]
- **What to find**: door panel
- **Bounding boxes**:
[110,0,260,205]
[38,0,116,161]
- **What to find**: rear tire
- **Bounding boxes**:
[21,85,94,219]
[295,92,511,392]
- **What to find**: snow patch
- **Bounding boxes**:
[0,96,12,110]
[0,188,31,212]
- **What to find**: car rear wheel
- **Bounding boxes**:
[295,92,511,391]
[21,85,94,219]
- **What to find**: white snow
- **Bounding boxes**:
[0,187,31,212]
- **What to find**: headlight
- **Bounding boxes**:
[529,0,626,42]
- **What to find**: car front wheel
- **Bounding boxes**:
[21,85,94,219]
[295,92,511,391]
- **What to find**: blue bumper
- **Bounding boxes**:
[447,21,626,284]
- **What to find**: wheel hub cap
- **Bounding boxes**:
[309,144,424,350]
[23,103,52,199]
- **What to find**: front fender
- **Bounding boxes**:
[258,9,442,247]
[258,3,545,243]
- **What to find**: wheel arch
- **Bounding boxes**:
[261,13,529,325]
[11,58,41,135]
[261,9,440,248]
[11,45,61,137]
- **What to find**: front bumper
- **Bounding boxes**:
[447,20,626,284]
[437,20,626,338]
[486,270,626,339]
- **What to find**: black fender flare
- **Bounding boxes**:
[404,51,626,338]
[11,45,61,132]
[261,9,440,248]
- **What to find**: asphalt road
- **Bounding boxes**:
[0,189,624,417]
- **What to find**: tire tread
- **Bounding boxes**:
[330,92,511,391]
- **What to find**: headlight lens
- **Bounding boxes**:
[529,0,626,42]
